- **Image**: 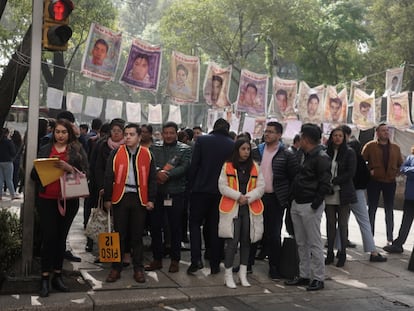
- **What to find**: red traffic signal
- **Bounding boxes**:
[42,0,74,51]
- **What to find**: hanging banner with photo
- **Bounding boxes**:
[236,69,269,116]
[66,92,83,114]
[168,104,182,125]
[46,87,63,109]
[252,117,266,139]
[323,86,348,125]
[349,77,367,104]
[105,99,123,121]
[148,104,162,124]
[84,96,103,118]
[166,51,200,104]
[126,102,141,123]
[383,67,404,97]
[352,88,375,130]
[81,23,122,82]
[297,81,325,124]
[387,92,411,129]
[270,76,297,120]
[203,62,231,108]
[119,38,162,91]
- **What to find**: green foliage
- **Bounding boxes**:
[0,209,22,273]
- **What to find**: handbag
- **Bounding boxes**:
[279,236,300,279]
[85,196,111,243]
[98,207,121,263]
[58,167,89,216]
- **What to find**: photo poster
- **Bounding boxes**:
[206,109,218,132]
[349,76,367,104]
[384,67,404,97]
[270,76,297,120]
[352,88,375,130]
[387,92,411,129]
[203,62,232,108]
[81,23,123,82]
[323,86,348,124]
[166,51,200,104]
[297,81,325,125]
[66,92,83,114]
[126,102,141,123]
[252,117,266,139]
[119,38,162,91]
[236,69,269,116]
[46,87,63,109]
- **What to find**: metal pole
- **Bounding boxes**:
[21,0,42,276]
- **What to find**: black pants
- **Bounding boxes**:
[262,193,285,276]
[37,197,79,273]
[112,193,147,272]
[325,204,350,254]
[189,192,223,269]
[394,199,414,247]
[149,192,185,261]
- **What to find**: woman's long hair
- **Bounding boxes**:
[326,126,348,160]
[52,119,83,161]
[229,138,253,172]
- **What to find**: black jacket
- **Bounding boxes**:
[328,146,357,205]
[188,129,234,194]
[252,142,299,209]
[292,145,332,208]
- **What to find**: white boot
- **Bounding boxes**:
[224,268,236,289]
[239,265,251,287]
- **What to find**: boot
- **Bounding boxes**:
[39,275,49,297]
[51,273,70,292]
[336,252,346,267]
[239,265,251,287]
[224,268,236,289]
[325,251,334,265]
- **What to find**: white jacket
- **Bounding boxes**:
[217,162,265,243]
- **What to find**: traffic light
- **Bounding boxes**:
[42,0,74,51]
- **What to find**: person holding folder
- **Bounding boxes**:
[31,119,88,297]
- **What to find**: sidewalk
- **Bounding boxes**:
[1,196,414,310]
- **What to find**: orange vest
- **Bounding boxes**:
[112,145,151,205]
[219,162,264,215]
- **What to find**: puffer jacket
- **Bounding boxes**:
[292,145,332,209]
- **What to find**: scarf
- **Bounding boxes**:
[107,137,125,150]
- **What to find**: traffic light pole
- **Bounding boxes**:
[21,0,42,276]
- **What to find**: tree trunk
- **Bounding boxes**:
[0,25,32,127]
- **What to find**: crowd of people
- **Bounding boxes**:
[5,110,413,297]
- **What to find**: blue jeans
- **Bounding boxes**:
[0,161,16,197]
[366,180,396,242]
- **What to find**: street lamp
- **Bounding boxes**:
[252,34,278,79]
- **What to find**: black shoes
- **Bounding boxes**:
[187,261,204,275]
[370,253,387,262]
[51,274,70,292]
[347,240,357,248]
[306,279,324,291]
[383,244,403,254]
[210,265,220,275]
[325,252,334,265]
[64,250,81,262]
[39,278,49,297]
[336,252,346,267]
[284,277,310,286]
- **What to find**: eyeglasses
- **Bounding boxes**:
[264,130,278,134]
